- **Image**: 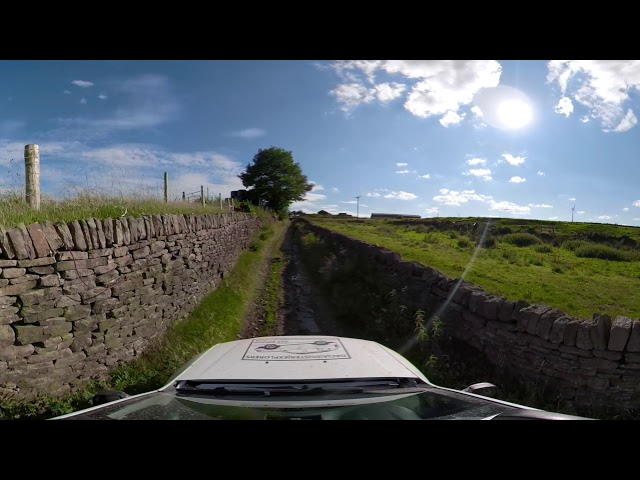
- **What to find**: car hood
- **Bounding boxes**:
[169,336,429,384]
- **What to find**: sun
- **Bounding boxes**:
[496,98,533,130]
[473,85,535,131]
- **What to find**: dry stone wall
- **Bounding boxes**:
[0,212,260,399]
[304,220,640,410]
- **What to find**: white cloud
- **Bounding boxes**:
[613,109,637,132]
[56,74,179,132]
[366,192,381,197]
[383,191,417,200]
[425,207,439,215]
[433,189,492,206]
[528,203,553,208]
[489,201,530,215]
[502,153,526,165]
[374,82,406,102]
[548,216,559,220]
[63,90,71,95]
[537,171,545,176]
[466,168,492,180]
[419,174,431,179]
[340,200,368,207]
[547,60,640,132]
[598,215,612,220]
[330,83,376,112]
[509,176,526,183]
[304,192,327,201]
[580,116,590,123]
[470,105,487,128]
[439,111,466,127]
[623,207,629,212]
[466,158,486,166]
[72,80,94,88]
[396,162,408,167]
[396,170,409,174]
[633,200,640,207]
[330,60,502,125]
[80,98,87,104]
[569,197,576,202]
[98,94,108,100]
[302,183,326,201]
[332,187,339,193]
[577,211,585,214]
[229,128,266,139]
[554,96,574,117]
[471,106,483,118]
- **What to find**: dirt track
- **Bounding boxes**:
[279,223,343,336]
[241,222,343,339]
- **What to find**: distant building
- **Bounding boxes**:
[317,210,332,216]
[337,213,353,218]
[371,213,421,219]
[230,190,248,201]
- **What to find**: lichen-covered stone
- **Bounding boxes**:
[0,280,38,296]
[591,313,612,351]
[608,316,632,352]
[27,223,51,258]
[1,268,26,279]
[625,319,640,352]
[127,217,139,243]
[94,219,107,249]
[42,220,64,252]
[69,221,87,251]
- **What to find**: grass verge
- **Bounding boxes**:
[257,246,286,337]
[309,217,640,320]
[0,219,285,419]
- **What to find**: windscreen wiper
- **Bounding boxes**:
[175,383,364,397]
[174,379,419,397]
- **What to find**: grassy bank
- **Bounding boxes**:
[0,191,248,229]
[310,216,640,320]
[0,219,286,419]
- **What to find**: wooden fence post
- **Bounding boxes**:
[24,144,40,211]
[201,185,205,208]
[163,172,168,203]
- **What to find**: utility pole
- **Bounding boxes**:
[572,204,576,222]
[355,196,361,219]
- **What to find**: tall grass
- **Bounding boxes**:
[501,232,542,247]
[0,166,251,228]
[573,243,639,261]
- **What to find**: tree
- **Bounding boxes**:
[239,147,313,215]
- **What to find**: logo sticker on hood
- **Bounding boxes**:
[242,337,351,361]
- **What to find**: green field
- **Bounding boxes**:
[309,216,640,320]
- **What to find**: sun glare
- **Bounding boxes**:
[497,98,533,130]
[473,85,535,131]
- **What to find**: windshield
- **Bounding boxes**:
[71,385,519,420]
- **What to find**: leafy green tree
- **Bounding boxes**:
[239,147,313,215]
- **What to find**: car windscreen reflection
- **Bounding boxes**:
[73,387,520,420]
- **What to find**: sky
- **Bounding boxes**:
[1,60,640,224]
